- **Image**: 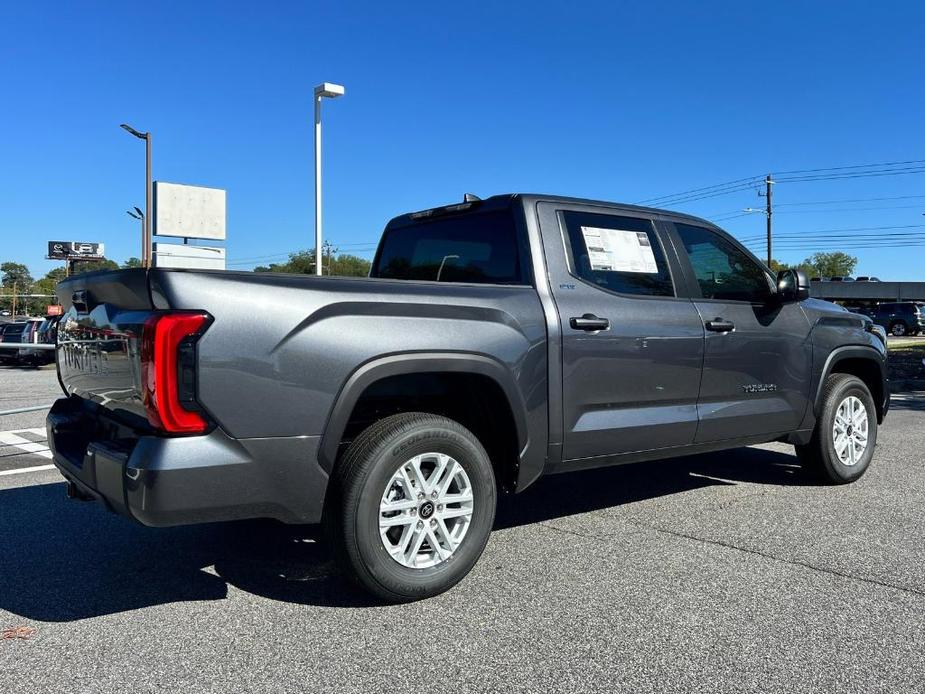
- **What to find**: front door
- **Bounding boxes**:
[668,222,813,442]
[537,203,705,463]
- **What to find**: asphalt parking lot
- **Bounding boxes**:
[1,366,923,693]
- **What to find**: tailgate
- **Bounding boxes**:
[56,269,154,426]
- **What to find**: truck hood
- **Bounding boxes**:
[801,297,849,315]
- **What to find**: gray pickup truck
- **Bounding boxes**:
[49,193,889,602]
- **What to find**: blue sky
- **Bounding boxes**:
[1,1,923,279]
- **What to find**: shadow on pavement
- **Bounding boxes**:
[0,446,805,620]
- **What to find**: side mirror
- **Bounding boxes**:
[776,269,810,303]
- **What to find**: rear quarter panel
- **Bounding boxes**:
[152,269,548,451]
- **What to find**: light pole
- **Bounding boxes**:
[127,207,144,264]
[120,123,152,268]
[313,82,345,276]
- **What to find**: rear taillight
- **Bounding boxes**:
[141,312,211,435]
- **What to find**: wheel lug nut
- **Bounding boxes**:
[431,491,437,499]
[417,521,423,529]
[437,504,443,511]
[417,492,424,500]
[410,508,416,516]
[430,519,436,527]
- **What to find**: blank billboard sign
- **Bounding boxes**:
[154,181,226,240]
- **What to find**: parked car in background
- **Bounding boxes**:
[25,315,59,365]
[863,302,925,336]
[0,318,47,366]
[810,277,822,282]
[37,315,60,344]
[855,276,881,282]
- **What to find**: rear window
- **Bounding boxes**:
[372,210,524,284]
[1,324,25,338]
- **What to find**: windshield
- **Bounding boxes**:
[372,209,524,284]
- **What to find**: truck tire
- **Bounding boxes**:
[795,374,877,484]
[323,412,497,602]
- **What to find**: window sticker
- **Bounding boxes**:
[580,227,659,273]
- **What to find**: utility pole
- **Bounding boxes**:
[765,174,773,267]
[322,240,338,275]
[11,282,16,319]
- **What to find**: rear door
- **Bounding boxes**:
[537,202,705,464]
[667,222,812,442]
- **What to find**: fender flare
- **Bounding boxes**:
[317,351,530,473]
[813,345,888,417]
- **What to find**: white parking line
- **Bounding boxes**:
[0,429,53,459]
[0,464,56,476]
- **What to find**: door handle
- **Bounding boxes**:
[705,317,735,333]
[570,314,610,331]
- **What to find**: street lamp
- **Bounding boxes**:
[126,208,144,264]
[313,82,345,276]
[120,123,152,268]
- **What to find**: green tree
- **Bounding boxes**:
[71,259,119,274]
[801,251,858,278]
[771,259,816,277]
[768,259,786,273]
[0,262,37,315]
[33,267,68,310]
[1,261,33,288]
[328,253,371,277]
[253,250,370,277]
[122,257,142,268]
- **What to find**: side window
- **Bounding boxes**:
[561,211,674,297]
[674,223,773,303]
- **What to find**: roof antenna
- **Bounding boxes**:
[463,193,481,202]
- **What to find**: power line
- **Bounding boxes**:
[635,176,763,205]
[738,228,925,239]
[738,223,925,237]
[643,182,765,207]
[739,235,925,246]
[228,241,379,265]
[774,193,925,207]
[640,158,925,210]
[776,166,925,183]
[772,158,925,176]
[709,203,925,220]
[746,240,925,251]
[742,235,925,247]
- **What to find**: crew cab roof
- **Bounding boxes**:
[387,193,723,232]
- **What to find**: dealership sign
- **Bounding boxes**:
[47,241,105,259]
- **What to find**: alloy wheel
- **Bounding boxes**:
[832,395,869,466]
[378,453,474,569]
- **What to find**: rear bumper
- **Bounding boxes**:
[47,397,328,526]
[0,347,50,364]
[0,348,26,362]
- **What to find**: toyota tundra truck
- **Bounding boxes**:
[48,193,889,602]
